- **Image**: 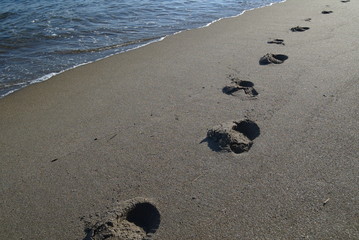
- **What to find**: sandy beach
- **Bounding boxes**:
[1,0,358,239]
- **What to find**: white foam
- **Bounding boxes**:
[0,0,286,99]
[0,36,167,98]
[201,0,287,29]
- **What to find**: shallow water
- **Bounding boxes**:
[0,0,282,97]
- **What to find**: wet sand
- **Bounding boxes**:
[1,0,358,239]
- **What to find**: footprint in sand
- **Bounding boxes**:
[341,0,350,3]
[259,53,288,65]
[291,26,310,32]
[222,77,258,98]
[206,119,260,154]
[322,10,333,14]
[304,18,312,22]
[267,38,285,45]
[84,198,160,240]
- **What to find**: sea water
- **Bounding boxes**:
[0,0,283,98]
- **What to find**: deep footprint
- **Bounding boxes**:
[223,77,258,97]
[85,198,160,240]
[341,0,350,3]
[207,119,260,154]
[291,26,310,32]
[259,53,288,65]
[322,10,333,14]
[267,38,285,45]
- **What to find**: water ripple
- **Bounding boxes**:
[0,0,282,98]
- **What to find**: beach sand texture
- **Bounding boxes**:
[1,0,358,239]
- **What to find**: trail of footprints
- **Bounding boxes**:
[82,1,347,239]
[207,2,341,154]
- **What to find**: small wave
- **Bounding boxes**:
[0,81,27,89]
[0,81,28,98]
[1,0,285,99]
[0,44,20,50]
[55,36,161,54]
[0,12,15,20]
[0,36,166,99]
[0,72,62,98]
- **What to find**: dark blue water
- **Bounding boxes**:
[0,0,283,98]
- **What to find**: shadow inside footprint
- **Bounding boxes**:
[205,119,260,154]
[322,10,333,14]
[245,88,258,97]
[267,39,285,45]
[341,0,350,2]
[82,228,93,240]
[126,202,161,234]
[238,80,254,88]
[232,119,260,141]
[223,85,239,95]
[291,26,310,32]
[85,199,160,240]
[223,79,258,97]
[259,53,288,65]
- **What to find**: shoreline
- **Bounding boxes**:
[0,0,285,99]
[1,0,358,239]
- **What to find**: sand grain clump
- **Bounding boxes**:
[85,198,160,240]
[207,119,260,154]
[290,26,310,32]
[223,77,258,97]
[259,53,288,65]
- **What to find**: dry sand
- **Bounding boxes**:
[1,0,358,239]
